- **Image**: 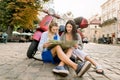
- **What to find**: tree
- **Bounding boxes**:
[0,0,49,39]
[0,0,9,31]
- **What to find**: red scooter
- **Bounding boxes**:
[27,9,88,59]
[27,8,60,58]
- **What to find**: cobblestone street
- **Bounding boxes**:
[0,42,120,80]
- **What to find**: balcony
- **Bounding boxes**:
[101,17,117,26]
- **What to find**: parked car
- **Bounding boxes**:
[10,31,33,42]
[98,37,112,44]
[82,37,88,43]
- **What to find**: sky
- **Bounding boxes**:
[53,0,107,18]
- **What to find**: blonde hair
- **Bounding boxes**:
[49,21,58,32]
[48,21,58,40]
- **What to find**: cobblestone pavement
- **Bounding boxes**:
[0,42,120,80]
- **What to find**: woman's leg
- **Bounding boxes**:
[51,45,77,70]
[52,48,72,76]
[73,49,98,67]
[85,56,98,66]
[51,45,91,77]
[58,48,72,66]
[85,56,104,74]
[73,49,103,74]
[73,49,88,61]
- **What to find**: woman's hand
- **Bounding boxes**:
[74,44,79,49]
[43,42,52,48]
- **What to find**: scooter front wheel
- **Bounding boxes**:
[27,40,39,58]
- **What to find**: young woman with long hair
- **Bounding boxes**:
[61,20,104,74]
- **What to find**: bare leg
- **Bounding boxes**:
[85,56,103,73]
[58,48,72,66]
[51,45,77,70]
[51,46,91,77]
[85,56,98,66]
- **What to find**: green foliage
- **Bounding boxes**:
[0,0,49,39]
[0,0,9,31]
[0,0,49,31]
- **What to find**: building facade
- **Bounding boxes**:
[83,14,102,42]
[101,0,120,43]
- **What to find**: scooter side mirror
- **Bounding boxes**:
[74,17,88,29]
[48,8,55,15]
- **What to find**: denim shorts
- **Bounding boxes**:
[42,50,60,64]
[73,48,88,61]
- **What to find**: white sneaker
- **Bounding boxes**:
[33,53,42,60]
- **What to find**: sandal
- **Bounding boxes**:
[96,65,104,75]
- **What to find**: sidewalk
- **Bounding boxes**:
[0,42,120,80]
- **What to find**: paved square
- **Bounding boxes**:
[0,43,120,80]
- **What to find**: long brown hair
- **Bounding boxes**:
[64,20,78,40]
